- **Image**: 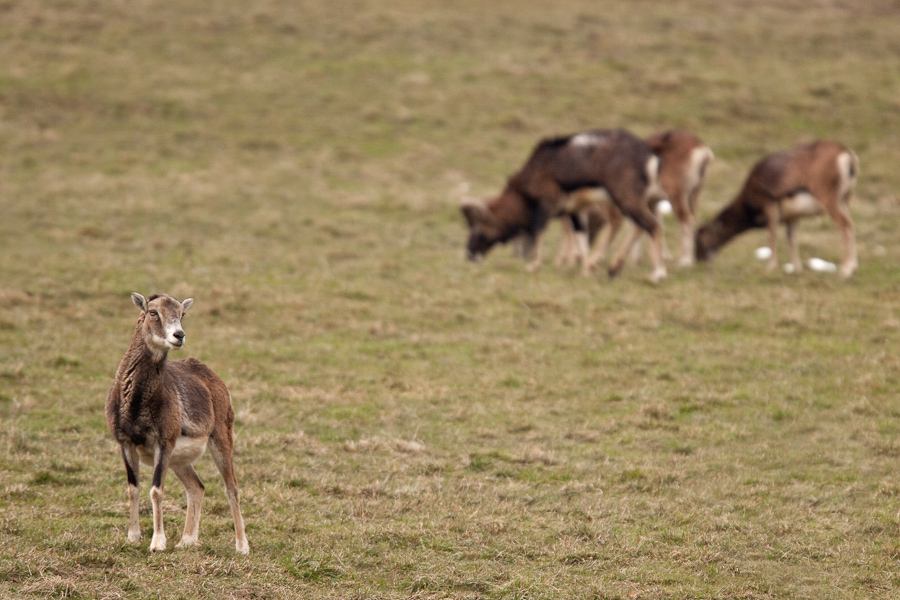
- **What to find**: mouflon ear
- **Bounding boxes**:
[181,298,194,312]
[131,293,147,312]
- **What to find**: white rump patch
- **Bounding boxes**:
[685,146,713,190]
[780,192,822,220]
[837,151,857,199]
[645,155,664,200]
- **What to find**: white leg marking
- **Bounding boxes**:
[149,485,167,552]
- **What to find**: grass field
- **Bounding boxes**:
[3,0,900,598]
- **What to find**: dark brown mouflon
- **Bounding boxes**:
[461,128,669,282]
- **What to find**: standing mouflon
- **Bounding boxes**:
[106,293,249,554]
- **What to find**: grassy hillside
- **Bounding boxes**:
[2,1,900,598]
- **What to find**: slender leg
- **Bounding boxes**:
[209,435,250,555]
[763,203,781,272]
[605,179,666,281]
[574,211,593,276]
[149,445,171,552]
[806,179,857,278]
[656,204,672,262]
[586,204,623,271]
[608,224,644,277]
[628,226,643,265]
[523,193,558,273]
[647,226,667,284]
[512,235,527,259]
[680,176,706,267]
[785,220,802,273]
[826,201,857,278]
[555,217,577,267]
[678,215,696,267]
[586,224,612,270]
[173,465,205,548]
[526,228,547,272]
[633,203,666,283]
[121,444,142,543]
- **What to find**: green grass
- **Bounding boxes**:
[3,0,900,598]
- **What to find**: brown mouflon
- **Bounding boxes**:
[556,129,713,274]
[695,140,858,278]
[106,293,249,554]
[461,128,669,283]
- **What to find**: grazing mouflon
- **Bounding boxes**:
[643,129,714,267]
[106,293,249,554]
[461,128,668,282]
[555,129,713,274]
[695,140,858,278]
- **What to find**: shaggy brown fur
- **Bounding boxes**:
[106,293,249,554]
